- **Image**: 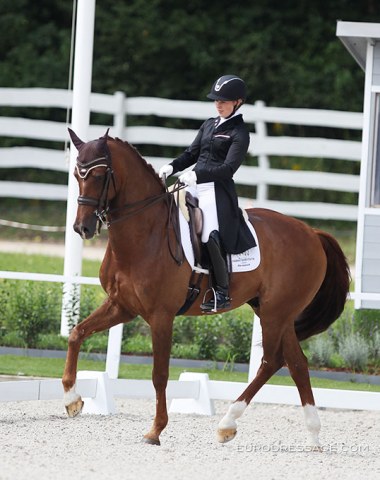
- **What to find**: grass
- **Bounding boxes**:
[0,252,101,277]
[1,355,380,392]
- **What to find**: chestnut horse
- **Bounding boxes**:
[63,129,350,446]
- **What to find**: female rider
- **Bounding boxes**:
[159,75,256,312]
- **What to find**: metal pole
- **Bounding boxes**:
[61,0,96,336]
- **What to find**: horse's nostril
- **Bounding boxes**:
[73,222,91,239]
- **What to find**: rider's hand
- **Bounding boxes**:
[179,171,197,187]
[159,164,173,179]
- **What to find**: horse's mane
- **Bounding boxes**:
[111,137,165,190]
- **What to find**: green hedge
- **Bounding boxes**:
[1,278,380,371]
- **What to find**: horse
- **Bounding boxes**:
[63,128,350,446]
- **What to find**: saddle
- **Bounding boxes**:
[168,185,203,265]
[184,192,203,266]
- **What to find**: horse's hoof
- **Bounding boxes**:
[217,428,237,443]
[65,398,84,418]
[142,435,161,446]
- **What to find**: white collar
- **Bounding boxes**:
[217,111,241,127]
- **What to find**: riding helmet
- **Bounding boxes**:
[207,75,247,101]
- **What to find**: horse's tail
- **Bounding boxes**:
[294,230,351,342]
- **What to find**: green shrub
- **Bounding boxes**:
[222,309,253,363]
[171,343,199,359]
[36,333,69,350]
[122,316,150,339]
[330,303,355,343]
[1,330,26,348]
[194,315,223,360]
[82,333,109,355]
[339,333,369,371]
[309,334,335,367]
[353,309,380,340]
[0,280,62,348]
[369,331,380,364]
[215,344,230,362]
[122,333,152,355]
[80,286,105,320]
[173,316,196,344]
[63,284,104,331]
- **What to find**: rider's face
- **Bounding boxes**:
[215,100,239,118]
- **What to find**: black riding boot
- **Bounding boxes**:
[200,230,231,312]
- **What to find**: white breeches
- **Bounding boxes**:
[187,182,219,243]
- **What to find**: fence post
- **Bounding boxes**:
[248,315,263,382]
[113,91,125,139]
[254,100,269,204]
[105,323,124,379]
[60,0,96,336]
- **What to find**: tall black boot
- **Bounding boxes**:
[200,230,231,312]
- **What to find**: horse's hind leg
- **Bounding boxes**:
[62,299,134,417]
[281,326,321,447]
[217,320,284,443]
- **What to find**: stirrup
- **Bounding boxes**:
[200,288,231,312]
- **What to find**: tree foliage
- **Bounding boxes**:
[1,0,379,110]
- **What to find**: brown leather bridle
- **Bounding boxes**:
[76,151,116,233]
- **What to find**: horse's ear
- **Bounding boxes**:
[98,128,110,149]
[68,128,85,150]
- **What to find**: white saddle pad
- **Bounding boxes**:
[179,210,260,273]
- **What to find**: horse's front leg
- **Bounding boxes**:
[62,299,133,417]
[143,316,174,446]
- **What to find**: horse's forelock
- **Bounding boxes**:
[79,137,108,164]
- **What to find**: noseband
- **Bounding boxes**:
[76,153,115,233]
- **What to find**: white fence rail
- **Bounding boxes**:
[1,371,379,414]
[0,88,362,221]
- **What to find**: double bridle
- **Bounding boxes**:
[76,153,115,230]
[75,150,185,265]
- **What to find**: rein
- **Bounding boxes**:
[76,150,186,265]
[106,180,185,265]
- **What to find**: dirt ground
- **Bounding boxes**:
[0,398,378,480]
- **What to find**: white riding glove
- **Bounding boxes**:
[179,170,197,187]
[159,164,173,179]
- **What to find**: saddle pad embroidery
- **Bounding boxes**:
[179,209,260,273]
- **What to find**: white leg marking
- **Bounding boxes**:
[63,385,81,406]
[303,404,321,446]
[218,401,247,430]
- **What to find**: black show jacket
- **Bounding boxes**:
[170,114,256,254]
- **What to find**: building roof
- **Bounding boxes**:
[336,21,380,70]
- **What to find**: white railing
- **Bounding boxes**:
[0,87,363,221]
[1,371,379,413]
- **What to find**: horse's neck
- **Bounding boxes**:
[115,142,164,204]
[107,144,167,256]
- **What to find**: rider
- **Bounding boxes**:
[159,75,256,312]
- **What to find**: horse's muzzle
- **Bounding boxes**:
[73,217,97,239]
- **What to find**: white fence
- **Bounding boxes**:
[1,370,379,414]
[0,87,362,221]
[2,88,377,414]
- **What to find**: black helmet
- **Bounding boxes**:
[207,75,247,101]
